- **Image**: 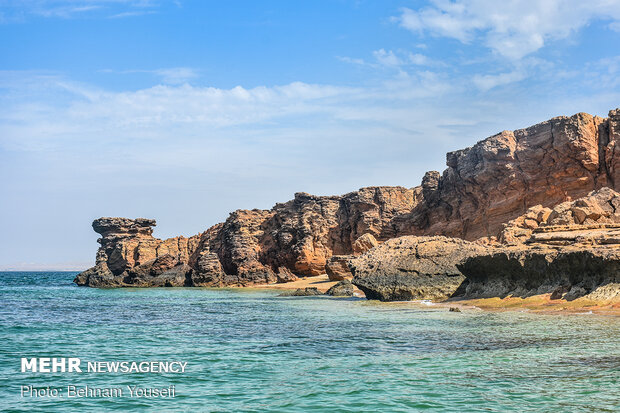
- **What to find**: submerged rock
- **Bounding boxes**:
[350,236,488,301]
[278,287,323,297]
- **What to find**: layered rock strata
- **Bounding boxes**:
[459,188,620,301]
[77,109,620,288]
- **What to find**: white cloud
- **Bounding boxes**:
[373,49,403,66]
[472,70,526,91]
[373,49,437,68]
[397,0,620,60]
[152,67,198,84]
[336,56,366,65]
[99,67,199,84]
[408,53,432,66]
[109,10,156,18]
[344,49,436,69]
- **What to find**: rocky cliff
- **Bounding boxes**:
[458,187,620,301]
[75,187,419,287]
[76,109,620,288]
[400,109,620,240]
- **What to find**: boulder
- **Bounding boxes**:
[325,280,355,297]
[350,236,488,301]
[73,262,120,288]
[352,233,379,255]
[325,255,353,281]
[276,267,298,283]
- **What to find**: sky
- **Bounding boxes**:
[1,0,620,270]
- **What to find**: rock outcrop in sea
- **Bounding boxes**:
[76,109,620,299]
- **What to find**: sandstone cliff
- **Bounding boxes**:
[76,109,620,288]
[399,109,620,240]
[458,187,620,301]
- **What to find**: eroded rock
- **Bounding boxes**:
[325,255,353,281]
[350,236,488,301]
[278,287,322,297]
[458,246,620,301]
[77,109,620,289]
[352,233,379,255]
[325,280,355,297]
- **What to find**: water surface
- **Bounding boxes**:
[1,272,618,412]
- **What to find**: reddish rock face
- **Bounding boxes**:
[77,109,620,287]
[325,256,353,281]
[399,111,618,240]
[352,233,379,255]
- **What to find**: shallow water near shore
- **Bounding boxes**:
[1,272,619,412]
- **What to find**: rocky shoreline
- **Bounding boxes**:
[75,109,620,308]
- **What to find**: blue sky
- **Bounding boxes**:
[1,0,620,270]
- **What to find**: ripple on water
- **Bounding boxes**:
[0,272,619,412]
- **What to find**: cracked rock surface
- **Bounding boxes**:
[350,236,488,301]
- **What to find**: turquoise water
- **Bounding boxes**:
[0,272,619,412]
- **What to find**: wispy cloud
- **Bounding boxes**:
[0,0,161,21]
[373,49,402,67]
[340,49,439,71]
[395,0,620,60]
[152,67,198,85]
[99,67,199,84]
[472,70,526,91]
[109,9,156,18]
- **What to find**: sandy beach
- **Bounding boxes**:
[253,274,620,315]
[252,274,339,292]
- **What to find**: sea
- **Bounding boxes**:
[0,271,618,412]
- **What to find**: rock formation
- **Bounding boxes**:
[278,287,323,297]
[325,280,355,297]
[458,188,620,301]
[458,245,620,301]
[350,236,488,301]
[352,233,379,255]
[325,256,353,281]
[76,187,419,287]
[397,109,620,240]
[74,218,201,287]
[77,109,620,289]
